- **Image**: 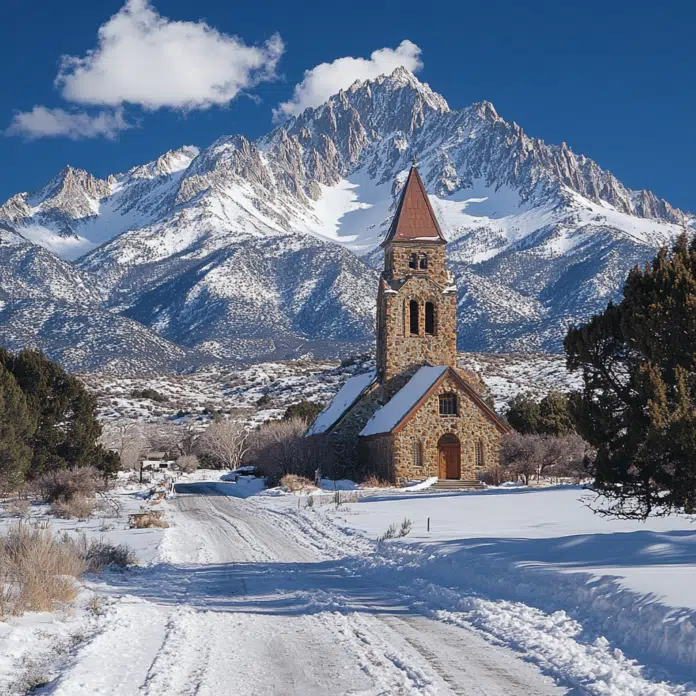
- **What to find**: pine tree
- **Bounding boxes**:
[565,232,696,518]
[0,365,36,487]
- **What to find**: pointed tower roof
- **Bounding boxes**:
[381,166,447,246]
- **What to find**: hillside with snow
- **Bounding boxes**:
[0,67,692,370]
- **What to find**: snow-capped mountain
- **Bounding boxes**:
[0,67,691,371]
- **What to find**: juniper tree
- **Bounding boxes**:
[0,349,117,478]
[565,232,696,518]
[0,365,36,488]
[506,391,575,436]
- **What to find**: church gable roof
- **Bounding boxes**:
[359,366,509,437]
[360,366,447,436]
[381,166,447,246]
[306,369,376,435]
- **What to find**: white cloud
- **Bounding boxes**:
[274,40,423,121]
[6,106,131,140]
[55,0,284,111]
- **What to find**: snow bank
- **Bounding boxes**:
[329,487,696,679]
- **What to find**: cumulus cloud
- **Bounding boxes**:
[274,40,423,121]
[6,106,131,140]
[55,0,284,111]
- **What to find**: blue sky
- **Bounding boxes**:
[1,0,694,210]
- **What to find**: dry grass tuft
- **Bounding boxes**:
[360,474,392,489]
[52,495,95,520]
[0,525,137,617]
[280,474,315,492]
[0,524,84,614]
[129,510,168,529]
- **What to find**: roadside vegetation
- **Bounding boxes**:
[0,524,133,617]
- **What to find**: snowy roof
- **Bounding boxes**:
[360,365,447,436]
[306,369,377,436]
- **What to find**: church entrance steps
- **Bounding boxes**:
[433,478,484,491]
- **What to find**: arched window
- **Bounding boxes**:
[425,302,435,335]
[475,440,485,468]
[409,300,419,335]
[439,393,458,416]
[413,440,423,467]
[419,253,428,270]
[408,253,418,270]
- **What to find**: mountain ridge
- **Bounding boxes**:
[0,67,691,372]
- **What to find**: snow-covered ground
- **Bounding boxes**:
[323,486,696,684]
[5,476,693,695]
[80,351,577,423]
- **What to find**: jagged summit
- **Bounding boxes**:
[0,68,692,370]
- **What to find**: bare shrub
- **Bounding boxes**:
[143,422,199,458]
[0,524,85,614]
[101,422,147,470]
[53,494,95,520]
[500,432,593,484]
[33,467,107,504]
[5,499,31,518]
[197,421,249,470]
[66,534,136,572]
[280,474,314,492]
[176,454,199,474]
[250,418,327,486]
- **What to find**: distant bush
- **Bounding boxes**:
[130,388,167,403]
[249,418,325,486]
[53,495,95,520]
[255,394,272,408]
[33,467,107,504]
[176,455,199,474]
[500,432,592,484]
[280,474,314,492]
[283,400,324,423]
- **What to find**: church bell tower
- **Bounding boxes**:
[375,164,457,395]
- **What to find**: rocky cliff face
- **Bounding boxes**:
[0,67,691,371]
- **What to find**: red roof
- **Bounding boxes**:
[381,166,447,246]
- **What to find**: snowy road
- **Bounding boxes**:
[46,483,569,695]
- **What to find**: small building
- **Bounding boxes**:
[307,164,509,484]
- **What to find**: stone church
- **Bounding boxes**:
[307,164,509,485]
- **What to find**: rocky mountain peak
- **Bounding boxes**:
[128,145,200,180]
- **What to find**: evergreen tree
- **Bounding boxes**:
[506,391,575,436]
[0,365,36,487]
[283,400,324,423]
[565,232,696,518]
[0,349,117,478]
[505,394,540,434]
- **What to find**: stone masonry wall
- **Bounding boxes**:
[391,374,503,484]
[380,275,457,392]
[384,243,449,285]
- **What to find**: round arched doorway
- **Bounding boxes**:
[438,433,461,479]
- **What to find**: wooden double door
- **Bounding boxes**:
[438,434,461,479]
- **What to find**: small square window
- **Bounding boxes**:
[439,393,458,416]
